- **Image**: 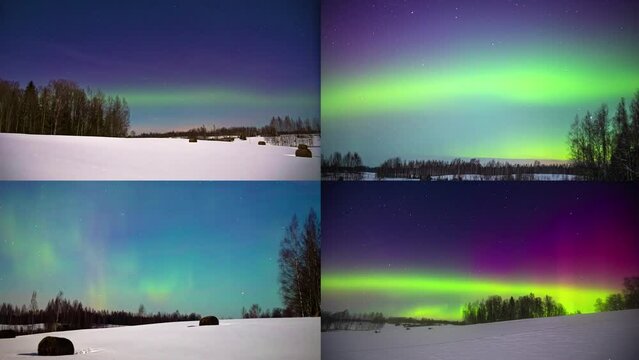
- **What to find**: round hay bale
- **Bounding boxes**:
[258,141,266,145]
[38,336,74,356]
[189,137,198,143]
[297,144,308,150]
[199,316,219,326]
[0,329,16,338]
[295,148,312,158]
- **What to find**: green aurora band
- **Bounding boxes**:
[322,271,616,320]
[111,87,317,108]
[322,50,639,161]
[323,54,639,119]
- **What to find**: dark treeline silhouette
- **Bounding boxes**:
[0,79,130,137]
[266,116,320,135]
[240,304,290,319]
[278,208,321,317]
[134,116,320,139]
[134,125,262,140]
[0,291,199,335]
[594,277,639,312]
[462,293,567,324]
[569,91,639,180]
[240,209,320,320]
[321,310,385,332]
[385,316,462,327]
[321,151,576,180]
[321,152,367,180]
[321,309,463,331]
[376,158,576,180]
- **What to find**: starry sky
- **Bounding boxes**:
[0,0,319,133]
[322,182,639,320]
[322,0,639,164]
[0,182,320,318]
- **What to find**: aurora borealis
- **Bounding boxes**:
[322,0,639,164]
[0,182,320,317]
[322,182,639,320]
[0,0,319,132]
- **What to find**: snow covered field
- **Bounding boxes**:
[322,310,639,360]
[0,318,319,359]
[0,133,320,180]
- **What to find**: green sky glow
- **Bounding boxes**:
[322,48,639,162]
[322,54,639,120]
[322,272,616,320]
[0,182,320,317]
[113,87,317,108]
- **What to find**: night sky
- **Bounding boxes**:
[0,182,320,318]
[0,0,319,132]
[322,182,639,320]
[322,0,639,164]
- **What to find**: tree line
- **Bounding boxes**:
[321,151,577,180]
[594,277,639,312]
[134,125,263,140]
[241,304,291,319]
[320,310,385,331]
[376,158,576,180]
[321,151,368,180]
[134,116,320,139]
[0,291,200,335]
[321,152,365,172]
[241,208,320,320]
[320,309,464,331]
[568,91,639,180]
[266,115,320,135]
[0,79,130,137]
[462,293,567,324]
[278,208,321,317]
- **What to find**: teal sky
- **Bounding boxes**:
[0,182,320,318]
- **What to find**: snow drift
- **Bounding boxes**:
[322,309,639,360]
[0,317,320,359]
[0,133,320,180]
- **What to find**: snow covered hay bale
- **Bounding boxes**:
[0,329,16,338]
[295,144,312,158]
[199,315,220,326]
[38,336,74,356]
[258,141,266,145]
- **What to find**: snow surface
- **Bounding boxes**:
[0,133,319,180]
[322,310,639,360]
[0,318,319,359]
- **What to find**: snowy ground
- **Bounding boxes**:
[0,133,320,180]
[322,310,639,360]
[0,318,319,359]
